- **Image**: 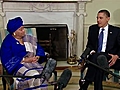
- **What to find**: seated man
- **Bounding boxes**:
[0,17,56,90]
[80,9,120,90]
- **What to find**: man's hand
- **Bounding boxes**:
[108,54,119,67]
[90,50,96,55]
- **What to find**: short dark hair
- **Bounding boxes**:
[98,9,110,17]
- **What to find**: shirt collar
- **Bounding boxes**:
[100,24,108,31]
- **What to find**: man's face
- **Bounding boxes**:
[97,12,110,28]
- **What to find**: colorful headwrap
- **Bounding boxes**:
[7,17,23,34]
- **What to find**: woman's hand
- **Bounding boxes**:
[22,57,34,63]
[32,56,40,63]
[21,56,40,63]
[108,54,119,67]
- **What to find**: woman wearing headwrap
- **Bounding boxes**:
[0,17,48,90]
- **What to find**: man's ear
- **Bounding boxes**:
[107,17,110,22]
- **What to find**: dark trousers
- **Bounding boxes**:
[83,52,120,90]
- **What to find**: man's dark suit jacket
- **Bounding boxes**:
[86,24,120,58]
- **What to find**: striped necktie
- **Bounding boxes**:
[97,29,104,52]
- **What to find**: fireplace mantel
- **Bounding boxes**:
[0,0,92,58]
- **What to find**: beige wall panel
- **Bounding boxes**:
[85,0,120,25]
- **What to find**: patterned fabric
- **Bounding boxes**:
[23,34,38,58]
[15,63,48,90]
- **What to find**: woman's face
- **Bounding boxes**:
[14,26,25,38]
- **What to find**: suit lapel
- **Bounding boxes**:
[95,25,100,38]
[96,25,100,35]
[106,25,113,51]
[95,25,100,50]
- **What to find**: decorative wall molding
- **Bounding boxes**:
[3,3,76,12]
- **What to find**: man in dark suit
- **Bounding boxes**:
[80,9,120,90]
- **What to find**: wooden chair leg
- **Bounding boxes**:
[2,77,6,90]
[114,70,119,82]
[53,70,57,90]
[2,74,14,90]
